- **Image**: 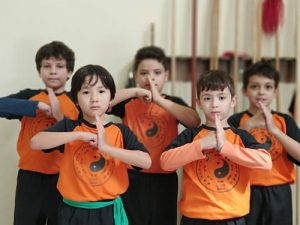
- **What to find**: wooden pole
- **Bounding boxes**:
[150,23,155,46]
[234,0,240,113]
[275,29,281,111]
[254,0,262,63]
[171,0,177,96]
[191,0,198,109]
[210,0,220,70]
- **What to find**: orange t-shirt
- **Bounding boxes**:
[110,95,190,173]
[228,111,300,186]
[161,125,271,220]
[8,89,78,174]
[45,118,147,201]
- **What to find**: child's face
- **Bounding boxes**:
[135,59,168,93]
[197,87,236,126]
[39,56,71,93]
[243,75,277,110]
[77,76,111,124]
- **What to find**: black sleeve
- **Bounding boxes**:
[164,127,201,151]
[0,97,39,119]
[165,95,189,107]
[116,123,148,170]
[42,117,78,153]
[108,99,131,118]
[233,128,266,150]
[116,123,147,152]
[281,113,300,165]
[227,112,244,128]
[5,88,42,100]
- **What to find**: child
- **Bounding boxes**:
[30,64,151,225]
[228,61,300,225]
[160,70,272,225]
[1,41,78,225]
[109,46,200,225]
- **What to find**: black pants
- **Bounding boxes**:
[246,184,292,225]
[14,169,61,225]
[58,202,115,225]
[121,170,178,225]
[181,216,246,225]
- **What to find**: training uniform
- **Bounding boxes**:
[110,95,191,225]
[228,111,300,225]
[44,117,148,225]
[4,89,78,225]
[160,125,271,225]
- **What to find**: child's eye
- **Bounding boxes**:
[139,71,148,76]
[57,64,66,69]
[219,96,226,100]
[155,70,162,75]
[99,90,106,94]
[82,90,89,95]
[266,85,274,90]
[249,84,258,89]
[203,97,210,101]
[42,65,50,68]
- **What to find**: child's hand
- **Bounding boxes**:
[78,132,98,146]
[95,115,107,151]
[200,132,218,150]
[37,102,52,117]
[136,88,152,103]
[215,114,225,151]
[147,77,162,103]
[47,88,64,121]
[259,102,278,134]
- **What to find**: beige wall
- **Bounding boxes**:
[0,0,298,224]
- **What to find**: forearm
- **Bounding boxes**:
[101,145,151,169]
[110,88,139,107]
[156,98,200,127]
[271,129,300,161]
[160,140,205,171]
[31,131,81,150]
[220,141,272,170]
[0,98,38,117]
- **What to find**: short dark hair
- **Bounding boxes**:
[243,60,280,88]
[71,65,116,103]
[133,46,168,72]
[35,41,75,72]
[197,70,235,98]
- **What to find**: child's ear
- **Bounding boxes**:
[231,95,237,108]
[164,70,169,81]
[196,97,202,109]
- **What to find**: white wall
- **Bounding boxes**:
[0,0,298,224]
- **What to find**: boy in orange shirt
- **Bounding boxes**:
[161,70,272,225]
[109,46,200,225]
[228,61,300,225]
[1,41,78,225]
[31,64,151,225]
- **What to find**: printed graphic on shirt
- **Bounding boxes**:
[249,128,282,161]
[73,142,115,186]
[28,110,56,138]
[135,113,167,148]
[196,150,240,192]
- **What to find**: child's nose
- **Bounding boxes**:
[50,66,57,74]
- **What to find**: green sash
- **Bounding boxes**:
[63,197,128,225]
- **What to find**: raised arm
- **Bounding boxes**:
[0,97,50,118]
[110,88,152,107]
[30,131,97,150]
[96,117,151,169]
[148,78,200,127]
